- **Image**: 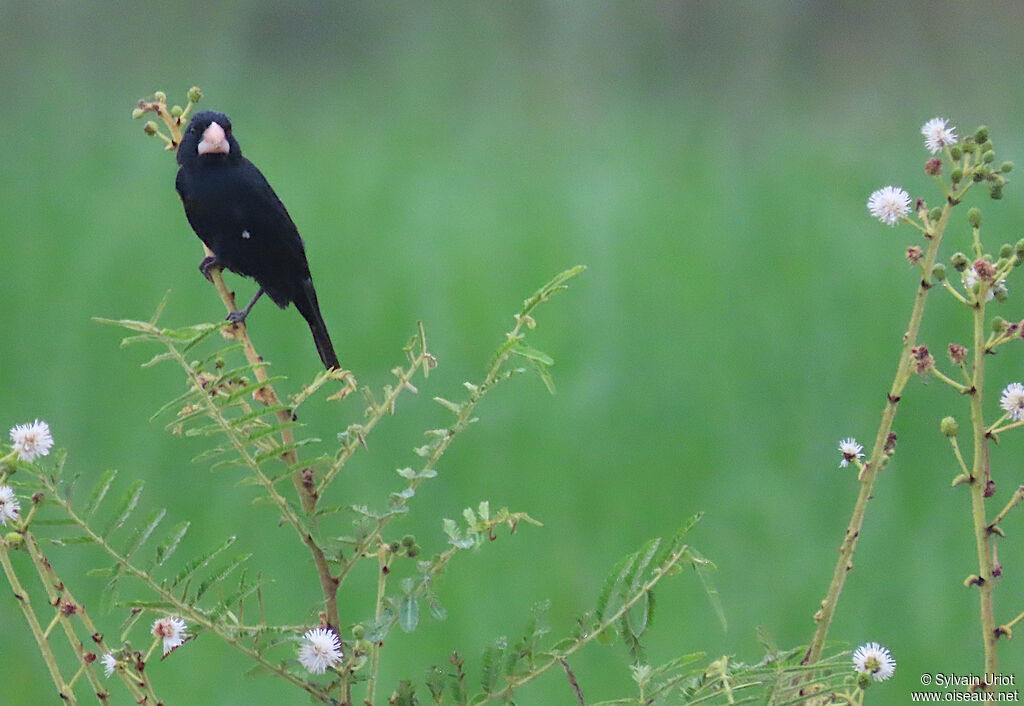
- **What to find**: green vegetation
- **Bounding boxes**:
[3,3,1024,702]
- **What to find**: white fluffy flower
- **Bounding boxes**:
[852,641,896,682]
[867,186,911,226]
[921,117,958,154]
[838,438,864,468]
[9,419,54,462]
[0,486,20,525]
[101,652,117,678]
[151,616,189,655]
[963,267,1004,302]
[1000,383,1024,422]
[298,627,343,674]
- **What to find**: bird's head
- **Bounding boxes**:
[177,111,240,166]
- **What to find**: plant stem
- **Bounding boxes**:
[364,546,389,706]
[23,533,114,704]
[967,295,998,680]
[803,202,950,666]
[476,541,691,704]
[0,541,76,704]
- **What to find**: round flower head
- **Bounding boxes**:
[867,186,911,226]
[0,486,20,525]
[298,627,343,674]
[852,641,896,681]
[101,652,117,678]
[963,267,1002,302]
[921,118,958,154]
[9,419,53,462]
[151,616,189,655]
[838,438,864,468]
[1000,382,1024,422]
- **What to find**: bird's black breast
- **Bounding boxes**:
[175,157,311,307]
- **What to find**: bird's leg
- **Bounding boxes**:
[198,255,223,283]
[227,287,265,324]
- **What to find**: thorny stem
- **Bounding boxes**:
[988,486,1024,531]
[334,267,586,589]
[317,322,433,496]
[34,472,335,702]
[138,87,357,633]
[559,658,585,706]
[803,199,951,666]
[161,331,344,631]
[22,533,115,704]
[967,293,998,679]
[364,545,391,705]
[475,541,691,705]
[0,541,76,705]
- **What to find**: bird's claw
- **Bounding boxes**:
[226,310,248,325]
[199,255,221,283]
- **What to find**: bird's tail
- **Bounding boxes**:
[294,279,340,370]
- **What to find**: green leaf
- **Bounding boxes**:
[691,548,727,632]
[194,553,252,602]
[531,359,557,394]
[171,535,237,588]
[509,342,554,366]
[433,396,463,414]
[101,480,145,540]
[85,469,118,519]
[153,521,191,568]
[480,638,506,694]
[428,597,448,622]
[399,594,419,633]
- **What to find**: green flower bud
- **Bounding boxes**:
[940,416,959,437]
[143,121,158,136]
[992,317,1007,333]
[187,86,203,103]
[406,544,420,558]
[400,534,416,547]
[981,140,994,153]
[950,145,963,160]
[388,541,400,553]
[131,107,145,119]
[990,183,1004,200]
[4,532,23,549]
[950,252,969,271]
[968,208,982,228]
[153,90,166,103]
[931,263,946,281]
[1000,244,1014,259]
[1001,161,1014,173]
[983,150,996,163]
[974,126,989,143]
[352,624,365,639]
[951,168,963,183]
[170,105,183,118]
[928,207,942,222]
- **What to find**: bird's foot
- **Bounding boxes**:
[198,255,222,283]
[226,309,249,325]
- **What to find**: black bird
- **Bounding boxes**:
[175,110,340,369]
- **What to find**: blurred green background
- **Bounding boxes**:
[3,1,1024,702]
